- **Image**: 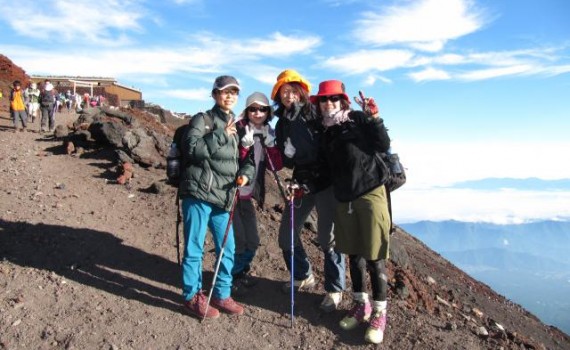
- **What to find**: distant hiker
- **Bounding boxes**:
[65,90,73,112]
[231,92,282,294]
[271,69,346,312]
[25,82,40,123]
[179,75,255,319]
[9,80,28,132]
[39,80,56,133]
[314,80,391,344]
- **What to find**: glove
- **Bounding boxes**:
[349,110,370,124]
[240,125,255,148]
[353,90,379,117]
[237,175,249,186]
[262,125,276,147]
[284,137,296,158]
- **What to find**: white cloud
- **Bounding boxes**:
[395,140,570,188]
[354,0,485,51]
[321,49,415,74]
[392,188,570,224]
[0,31,321,80]
[192,32,321,59]
[161,88,211,101]
[408,67,451,82]
[457,64,534,81]
[0,0,145,46]
[363,74,392,86]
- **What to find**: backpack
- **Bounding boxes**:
[166,112,214,186]
[40,91,54,107]
[377,151,406,235]
[381,152,406,192]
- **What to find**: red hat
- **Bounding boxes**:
[309,80,350,104]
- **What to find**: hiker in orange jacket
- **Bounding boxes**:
[9,80,28,132]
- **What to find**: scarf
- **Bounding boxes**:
[322,109,351,127]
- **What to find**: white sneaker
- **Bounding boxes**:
[282,274,316,293]
[320,292,342,312]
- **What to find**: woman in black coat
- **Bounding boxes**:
[314,80,391,345]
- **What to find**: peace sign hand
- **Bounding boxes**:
[353,90,379,118]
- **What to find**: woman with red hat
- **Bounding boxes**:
[313,80,391,344]
[271,69,346,312]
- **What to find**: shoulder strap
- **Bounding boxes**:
[203,110,214,133]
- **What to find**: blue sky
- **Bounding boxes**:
[1,0,569,223]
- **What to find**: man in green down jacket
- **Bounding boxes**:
[178,75,255,320]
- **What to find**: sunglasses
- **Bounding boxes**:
[247,106,269,113]
[318,95,342,103]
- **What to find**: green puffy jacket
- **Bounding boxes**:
[178,105,255,211]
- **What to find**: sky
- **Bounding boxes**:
[1,0,569,223]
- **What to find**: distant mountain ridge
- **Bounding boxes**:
[449,177,570,191]
[400,219,570,335]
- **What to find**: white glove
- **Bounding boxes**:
[262,125,276,147]
[240,125,255,148]
[284,137,296,158]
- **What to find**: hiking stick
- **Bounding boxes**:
[263,145,288,202]
[175,195,181,266]
[203,184,241,321]
[286,180,301,328]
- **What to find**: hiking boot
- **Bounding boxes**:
[211,296,244,315]
[183,291,220,319]
[365,310,387,344]
[339,301,372,330]
[281,273,316,293]
[320,292,342,312]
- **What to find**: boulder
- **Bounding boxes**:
[88,121,127,148]
[122,129,165,167]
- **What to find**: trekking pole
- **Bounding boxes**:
[175,192,181,266]
[202,179,242,321]
[263,145,288,202]
[286,180,301,328]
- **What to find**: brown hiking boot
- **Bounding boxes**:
[211,296,244,315]
[183,291,220,319]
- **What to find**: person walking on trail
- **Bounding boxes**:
[231,92,283,295]
[314,80,391,344]
[39,80,56,134]
[9,80,28,132]
[178,75,255,320]
[271,69,346,312]
[25,82,40,123]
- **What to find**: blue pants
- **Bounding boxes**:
[181,197,235,301]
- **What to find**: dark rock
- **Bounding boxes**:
[89,121,127,148]
[390,236,410,269]
[54,125,69,138]
[146,182,166,194]
[123,129,165,167]
[115,150,134,164]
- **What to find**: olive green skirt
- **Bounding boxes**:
[334,185,390,260]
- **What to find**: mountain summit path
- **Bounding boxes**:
[1,109,569,350]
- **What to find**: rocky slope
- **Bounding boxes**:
[1,55,568,349]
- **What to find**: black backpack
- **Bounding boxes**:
[381,152,406,192]
[377,151,406,235]
[166,112,214,186]
[40,90,54,107]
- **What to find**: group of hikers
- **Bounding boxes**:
[178,69,394,344]
[8,79,103,133]
[9,79,58,133]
